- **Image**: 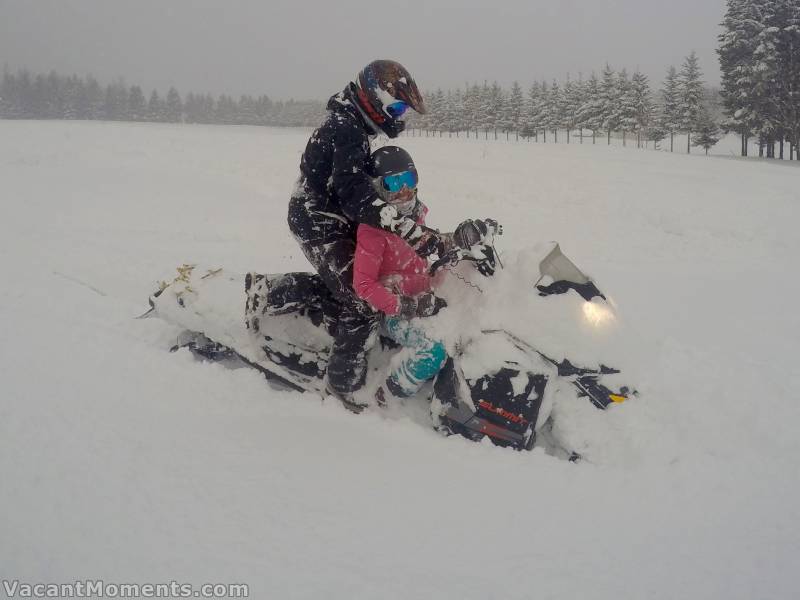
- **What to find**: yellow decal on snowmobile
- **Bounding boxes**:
[609,394,627,403]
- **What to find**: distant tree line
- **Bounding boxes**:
[718,0,800,159]
[0,68,326,127]
[407,52,723,154]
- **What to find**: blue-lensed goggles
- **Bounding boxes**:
[381,170,418,193]
[386,101,409,119]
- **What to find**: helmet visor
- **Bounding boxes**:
[381,169,418,193]
[386,100,410,119]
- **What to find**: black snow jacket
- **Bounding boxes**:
[294,85,425,243]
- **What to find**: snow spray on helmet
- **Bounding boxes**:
[368,145,419,215]
[355,60,427,138]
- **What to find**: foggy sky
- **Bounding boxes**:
[1,0,727,100]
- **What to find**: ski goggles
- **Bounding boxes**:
[386,100,410,119]
[381,169,418,193]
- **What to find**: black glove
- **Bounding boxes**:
[410,229,447,259]
[397,294,447,319]
[397,295,418,320]
[415,293,447,317]
[453,219,500,249]
[470,244,497,276]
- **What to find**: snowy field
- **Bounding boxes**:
[1,120,799,599]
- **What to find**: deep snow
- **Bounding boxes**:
[1,120,799,599]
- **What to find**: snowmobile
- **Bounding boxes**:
[141,228,635,454]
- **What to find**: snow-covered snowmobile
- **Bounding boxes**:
[142,236,634,453]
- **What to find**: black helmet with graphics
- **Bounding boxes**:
[354,60,427,138]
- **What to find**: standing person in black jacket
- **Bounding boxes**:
[288,59,440,412]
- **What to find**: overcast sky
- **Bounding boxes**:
[1,0,727,99]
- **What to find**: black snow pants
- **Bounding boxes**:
[288,189,379,396]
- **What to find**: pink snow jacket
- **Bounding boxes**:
[353,202,432,316]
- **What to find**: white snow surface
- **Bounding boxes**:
[1,120,799,599]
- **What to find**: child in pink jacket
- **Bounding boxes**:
[353,146,448,405]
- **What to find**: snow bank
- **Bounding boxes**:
[1,120,798,599]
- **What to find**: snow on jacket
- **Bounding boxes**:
[297,84,426,243]
[353,202,432,316]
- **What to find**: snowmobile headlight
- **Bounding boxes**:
[582,301,615,327]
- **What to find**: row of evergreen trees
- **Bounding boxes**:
[0,69,326,126]
[407,53,723,154]
[718,0,800,158]
[0,63,723,154]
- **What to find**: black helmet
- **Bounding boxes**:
[367,145,417,179]
[368,146,419,212]
[354,60,427,138]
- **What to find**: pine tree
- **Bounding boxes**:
[535,81,551,141]
[428,89,445,131]
[575,73,603,143]
[547,79,564,142]
[128,85,146,121]
[103,81,128,120]
[630,71,654,147]
[505,81,525,137]
[147,90,165,122]
[0,70,16,118]
[692,107,722,154]
[781,0,800,158]
[165,87,183,122]
[461,83,480,132]
[759,0,800,158]
[522,82,543,139]
[599,64,619,144]
[85,76,104,120]
[679,51,705,153]
[718,0,762,155]
[62,75,84,119]
[661,66,681,151]
[616,69,638,146]
[562,75,583,143]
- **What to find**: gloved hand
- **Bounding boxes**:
[415,293,448,317]
[397,293,447,319]
[410,229,447,259]
[451,219,501,276]
[397,296,418,320]
[453,219,501,249]
[472,245,497,276]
